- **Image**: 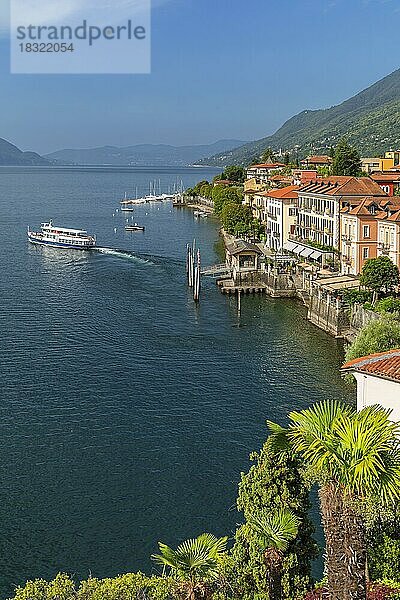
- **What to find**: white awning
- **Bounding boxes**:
[301,247,314,257]
[283,241,297,252]
[310,250,323,260]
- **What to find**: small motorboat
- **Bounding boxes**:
[125,224,145,231]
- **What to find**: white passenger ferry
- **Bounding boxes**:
[28,221,96,250]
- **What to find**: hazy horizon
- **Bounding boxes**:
[0,0,399,154]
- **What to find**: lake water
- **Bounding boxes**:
[0,166,354,597]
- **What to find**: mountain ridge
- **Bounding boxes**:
[201,69,400,166]
[45,139,247,166]
[0,137,49,166]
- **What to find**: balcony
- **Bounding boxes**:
[378,241,391,251]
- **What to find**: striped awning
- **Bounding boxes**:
[283,241,298,252]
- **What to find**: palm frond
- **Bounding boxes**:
[152,534,227,581]
[249,508,300,553]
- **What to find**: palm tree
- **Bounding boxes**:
[152,533,228,600]
[268,400,400,600]
[249,507,300,600]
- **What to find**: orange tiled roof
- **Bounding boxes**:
[301,155,332,164]
[370,173,400,182]
[299,176,388,197]
[256,185,299,200]
[341,349,400,383]
[248,163,286,169]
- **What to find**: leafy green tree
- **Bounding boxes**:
[360,256,400,296]
[223,165,245,183]
[332,138,362,176]
[261,147,275,163]
[152,533,227,600]
[268,401,400,600]
[249,508,300,600]
[213,186,243,214]
[199,183,213,199]
[345,316,400,362]
[228,440,317,600]
[220,202,253,235]
[192,180,209,195]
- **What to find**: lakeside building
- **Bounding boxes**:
[300,155,332,169]
[252,186,299,253]
[385,150,400,165]
[340,197,400,274]
[341,349,400,422]
[377,206,400,268]
[225,239,262,277]
[246,162,286,183]
[294,176,387,251]
[292,169,318,186]
[369,172,400,195]
[361,156,395,173]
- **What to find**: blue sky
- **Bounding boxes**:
[0,0,399,154]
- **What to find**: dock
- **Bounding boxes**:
[217,279,267,295]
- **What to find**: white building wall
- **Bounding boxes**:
[354,372,400,422]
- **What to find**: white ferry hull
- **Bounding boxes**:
[28,236,94,250]
[27,222,96,250]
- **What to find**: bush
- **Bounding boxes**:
[303,582,400,600]
[342,289,373,306]
[375,297,400,316]
[10,573,175,600]
[345,316,400,362]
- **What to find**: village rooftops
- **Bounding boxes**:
[340,196,400,216]
[247,163,286,169]
[301,155,332,165]
[370,172,400,182]
[255,185,299,200]
[341,349,400,384]
[299,176,388,196]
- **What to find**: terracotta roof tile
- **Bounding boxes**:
[256,185,299,200]
[248,163,286,169]
[299,177,388,197]
[301,155,332,164]
[370,173,400,182]
[342,349,400,383]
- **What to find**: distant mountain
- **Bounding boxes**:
[45,140,247,166]
[0,137,49,166]
[201,68,400,167]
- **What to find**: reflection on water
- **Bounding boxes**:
[0,167,354,598]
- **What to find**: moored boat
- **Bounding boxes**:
[28,221,96,249]
[125,224,145,231]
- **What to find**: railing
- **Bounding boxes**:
[201,263,232,276]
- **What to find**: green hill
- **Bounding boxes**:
[0,138,49,166]
[202,68,400,166]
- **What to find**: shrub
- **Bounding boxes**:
[345,316,400,362]
[342,289,373,306]
[303,582,400,600]
[10,573,175,600]
[375,297,400,316]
